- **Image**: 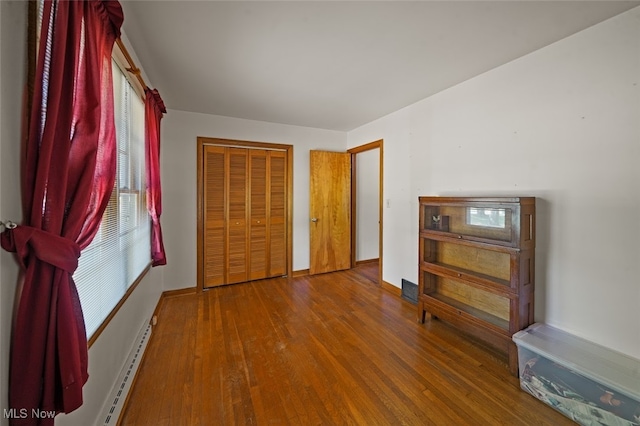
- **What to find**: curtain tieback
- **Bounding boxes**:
[1,225,80,273]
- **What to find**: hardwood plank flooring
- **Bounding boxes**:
[120,263,574,425]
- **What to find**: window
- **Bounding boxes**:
[73,61,150,340]
[467,207,506,229]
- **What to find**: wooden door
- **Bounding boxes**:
[227,148,249,284]
[203,146,226,286]
[248,149,287,280]
[203,145,287,288]
[203,146,248,287]
[269,151,287,276]
[249,150,268,280]
[309,150,351,274]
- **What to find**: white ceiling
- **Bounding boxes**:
[120,1,640,131]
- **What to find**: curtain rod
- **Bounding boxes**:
[115,38,147,94]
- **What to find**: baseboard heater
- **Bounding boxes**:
[100,322,152,425]
[401,279,418,304]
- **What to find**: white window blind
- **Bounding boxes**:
[74,61,150,339]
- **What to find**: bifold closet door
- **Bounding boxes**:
[204,146,286,288]
[268,151,286,277]
[203,146,226,287]
[227,148,249,284]
[249,150,268,280]
[249,149,287,280]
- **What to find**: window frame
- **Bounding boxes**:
[85,44,152,348]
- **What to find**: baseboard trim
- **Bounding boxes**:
[292,269,310,277]
[163,287,197,298]
[355,258,379,265]
[150,287,197,327]
[381,280,401,297]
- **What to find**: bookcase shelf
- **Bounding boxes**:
[425,293,510,332]
[420,262,514,295]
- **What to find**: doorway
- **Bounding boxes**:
[348,140,383,285]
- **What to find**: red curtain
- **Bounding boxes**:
[144,88,167,266]
[0,1,123,423]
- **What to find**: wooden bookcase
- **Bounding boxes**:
[417,197,536,375]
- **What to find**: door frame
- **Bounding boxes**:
[196,137,294,291]
[347,139,384,285]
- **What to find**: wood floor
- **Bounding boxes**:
[120,263,574,425]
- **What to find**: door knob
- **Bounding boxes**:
[311,218,318,222]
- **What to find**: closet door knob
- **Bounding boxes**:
[311,218,318,222]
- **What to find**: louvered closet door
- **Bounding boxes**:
[203,146,226,287]
[227,148,249,284]
[249,150,268,280]
[203,146,287,288]
[269,151,287,276]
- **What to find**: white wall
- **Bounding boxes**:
[348,113,415,288]
[348,7,640,359]
[355,148,380,261]
[0,2,26,424]
[161,110,347,290]
[56,268,161,426]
